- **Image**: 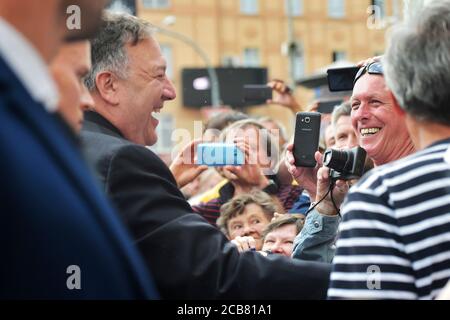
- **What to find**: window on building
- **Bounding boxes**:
[371,0,386,18]
[222,55,240,67]
[243,48,260,67]
[142,0,170,9]
[293,44,305,80]
[328,0,345,19]
[240,0,259,15]
[285,0,303,17]
[332,50,347,62]
[160,44,173,79]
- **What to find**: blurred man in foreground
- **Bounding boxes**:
[50,41,94,133]
[0,0,157,299]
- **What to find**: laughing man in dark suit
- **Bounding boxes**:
[81,12,331,300]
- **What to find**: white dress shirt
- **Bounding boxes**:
[0,17,59,112]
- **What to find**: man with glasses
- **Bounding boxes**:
[290,101,375,262]
[350,61,415,166]
[329,0,450,299]
[285,56,416,264]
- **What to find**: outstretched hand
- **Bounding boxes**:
[170,139,208,189]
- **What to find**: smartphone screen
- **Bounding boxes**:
[327,66,359,92]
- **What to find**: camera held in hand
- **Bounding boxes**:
[323,146,367,181]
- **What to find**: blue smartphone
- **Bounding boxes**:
[197,143,245,166]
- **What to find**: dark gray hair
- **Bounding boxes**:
[262,214,304,240]
[331,101,351,128]
[84,12,155,91]
[384,0,450,125]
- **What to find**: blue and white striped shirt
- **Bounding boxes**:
[328,138,450,300]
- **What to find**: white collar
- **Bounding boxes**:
[0,17,59,112]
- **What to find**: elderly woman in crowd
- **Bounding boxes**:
[217,190,281,251]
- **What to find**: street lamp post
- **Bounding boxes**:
[286,0,297,91]
[154,21,222,108]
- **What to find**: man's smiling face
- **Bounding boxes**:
[350,74,411,165]
[115,37,176,146]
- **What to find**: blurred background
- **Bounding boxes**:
[106,0,431,157]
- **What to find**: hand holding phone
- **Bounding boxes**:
[293,112,321,167]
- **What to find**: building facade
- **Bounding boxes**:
[135,0,400,153]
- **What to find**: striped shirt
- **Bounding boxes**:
[328,138,450,300]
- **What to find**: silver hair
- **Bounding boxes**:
[383,0,450,125]
[220,119,280,174]
[331,101,351,128]
[84,12,155,91]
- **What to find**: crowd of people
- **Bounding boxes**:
[1,0,450,300]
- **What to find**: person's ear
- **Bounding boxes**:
[388,90,406,117]
[95,71,120,105]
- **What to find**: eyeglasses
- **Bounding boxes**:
[353,61,383,85]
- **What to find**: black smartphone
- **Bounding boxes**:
[317,100,343,114]
[293,112,321,167]
[327,66,359,92]
[242,85,272,104]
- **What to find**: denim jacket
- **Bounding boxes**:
[291,209,340,263]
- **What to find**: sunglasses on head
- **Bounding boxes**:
[353,61,383,85]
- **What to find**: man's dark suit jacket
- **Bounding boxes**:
[0,57,157,299]
[81,111,331,300]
